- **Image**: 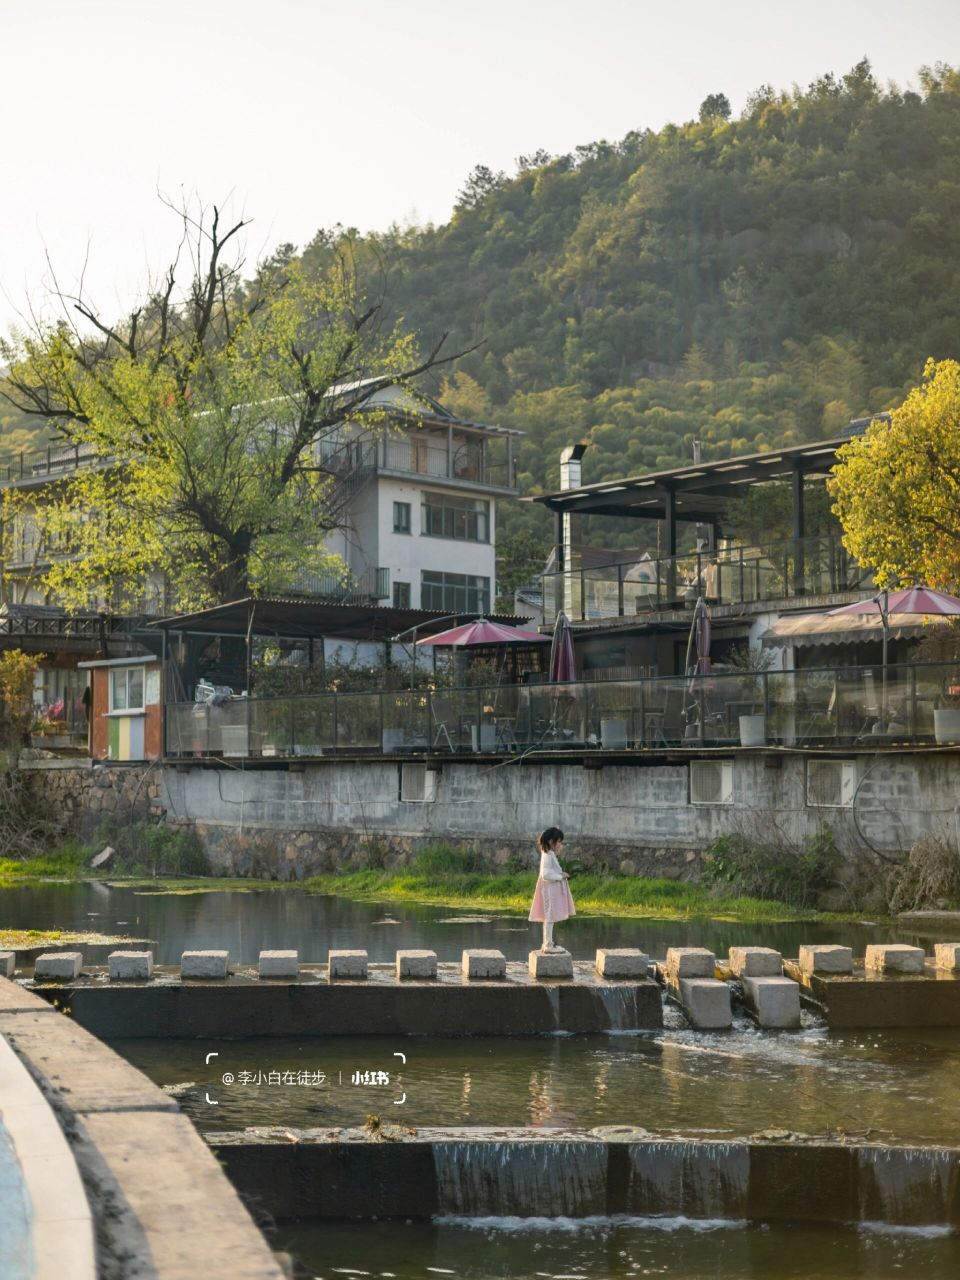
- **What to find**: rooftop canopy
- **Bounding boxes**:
[530,421,883,523]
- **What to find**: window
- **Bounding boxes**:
[110,666,144,713]
[421,493,490,542]
[393,501,411,534]
[421,571,490,614]
[393,581,411,608]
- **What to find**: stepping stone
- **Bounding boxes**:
[258,950,299,979]
[864,944,925,974]
[664,947,716,980]
[108,951,154,980]
[797,945,852,975]
[528,949,573,979]
[328,950,368,980]
[934,943,960,972]
[678,977,732,1029]
[728,946,782,977]
[34,952,83,980]
[396,950,438,980]
[596,948,650,979]
[742,975,800,1028]
[462,949,506,980]
[0,951,15,978]
[180,950,229,979]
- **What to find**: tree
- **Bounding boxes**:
[0,200,466,608]
[828,359,960,589]
[698,92,731,122]
[495,529,551,609]
[455,164,506,210]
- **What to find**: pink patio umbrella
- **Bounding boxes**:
[415,619,549,647]
[827,587,960,618]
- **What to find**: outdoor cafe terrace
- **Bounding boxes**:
[164,660,960,759]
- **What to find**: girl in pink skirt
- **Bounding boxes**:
[528,826,576,953]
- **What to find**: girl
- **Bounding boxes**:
[528,826,576,953]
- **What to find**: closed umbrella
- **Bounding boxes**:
[548,611,576,683]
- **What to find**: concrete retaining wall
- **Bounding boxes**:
[20,749,960,879]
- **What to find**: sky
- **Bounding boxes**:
[2,0,959,336]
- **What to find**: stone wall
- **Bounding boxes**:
[20,760,164,837]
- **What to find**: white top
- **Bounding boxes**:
[538,850,565,881]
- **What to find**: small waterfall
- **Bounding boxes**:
[593,986,638,1031]
[857,1146,959,1226]
[543,985,561,1031]
[628,1141,749,1219]
[433,1141,608,1217]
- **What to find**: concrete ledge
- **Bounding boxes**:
[258,950,299,979]
[0,1034,96,1280]
[785,961,960,1028]
[0,949,16,978]
[461,950,506,980]
[529,949,574,979]
[864,944,925,974]
[328,950,368,980]
[108,951,154,981]
[34,952,83,981]
[596,949,649,979]
[181,949,229,979]
[798,944,852,975]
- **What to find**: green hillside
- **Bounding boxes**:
[301,59,960,545]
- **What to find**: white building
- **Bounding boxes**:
[314,385,521,614]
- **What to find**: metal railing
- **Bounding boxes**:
[281,565,390,602]
[541,534,870,623]
[318,435,513,490]
[0,442,105,484]
[164,661,959,758]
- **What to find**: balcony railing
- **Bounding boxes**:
[281,565,390,602]
[165,661,957,758]
[0,443,105,484]
[542,534,870,623]
[319,436,514,490]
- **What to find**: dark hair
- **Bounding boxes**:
[538,826,564,852]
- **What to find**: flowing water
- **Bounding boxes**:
[269,1216,960,1279]
[1,880,956,964]
[115,1021,960,1144]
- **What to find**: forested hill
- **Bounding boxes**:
[301,59,960,539]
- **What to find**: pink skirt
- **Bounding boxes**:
[528,876,576,923]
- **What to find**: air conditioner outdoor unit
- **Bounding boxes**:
[400,762,438,803]
[806,759,857,808]
[690,759,734,805]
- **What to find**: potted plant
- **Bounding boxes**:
[724,643,776,746]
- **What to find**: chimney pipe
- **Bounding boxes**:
[559,444,588,615]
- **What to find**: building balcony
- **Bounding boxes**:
[281,565,390,603]
[319,435,516,495]
[542,534,871,626]
[164,660,957,759]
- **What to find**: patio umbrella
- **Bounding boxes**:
[826,587,960,618]
[415,619,549,646]
[548,611,576,683]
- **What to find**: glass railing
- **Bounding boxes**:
[165,661,959,757]
[318,436,513,489]
[541,535,871,623]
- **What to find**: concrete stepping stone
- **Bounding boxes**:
[934,943,960,971]
[328,950,368,980]
[108,951,154,980]
[728,946,782,977]
[258,950,299,979]
[180,950,229,979]
[742,975,800,1028]
[596,948,650,979]
[529,949,573,979]
[462,949,506,980]
[797,944,852,975]
[34,952,83,980]
[397,950,438,980]
[664,947,716,980]
[678,977,731,1029]
[0,951,15,978]
[864,944,925,974]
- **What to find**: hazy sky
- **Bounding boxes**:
[2,0,959,335]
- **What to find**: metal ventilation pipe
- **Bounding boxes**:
[559,444,588,616]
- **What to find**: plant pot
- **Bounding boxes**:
[382,728,405,752]
[739,713,767,747]
[934,708,960,744]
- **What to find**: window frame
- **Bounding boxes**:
[392,501,412,535]
[420,493,490,543]
[108,665,146,715]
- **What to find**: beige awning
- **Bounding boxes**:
[761,611,936,649]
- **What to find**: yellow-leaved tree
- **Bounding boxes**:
[0,200,465,609]
[828,359,960,589]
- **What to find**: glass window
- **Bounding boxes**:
[421,494,489,542]
[109,666,145,712]
[393,501,411,534]
[421,572,490,614]
[393,581,411,608]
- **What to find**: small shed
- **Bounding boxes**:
[78,654,163,761]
